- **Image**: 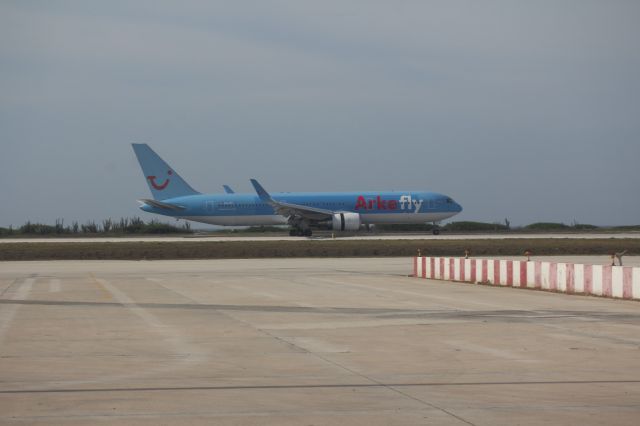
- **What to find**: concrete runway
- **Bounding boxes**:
[1,232,639,243]
[1,258,639,425]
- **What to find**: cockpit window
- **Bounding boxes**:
[446,198,453,204]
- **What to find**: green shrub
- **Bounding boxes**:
[573,223,599,230]
[525,222,570,230]
[444,221,509,232]
[142,222,185,234]
[5,217,194,236]
[611,225,640,231]
[244,226,287,233]
[376,224,435,232]
[19,222,58,234]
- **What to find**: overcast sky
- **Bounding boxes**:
[1,0,639,228]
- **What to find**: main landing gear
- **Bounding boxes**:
[432,222,441,235]
[288,217,313,237]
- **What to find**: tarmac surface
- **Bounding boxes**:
[1,232,639,243]
[1,258,639,425]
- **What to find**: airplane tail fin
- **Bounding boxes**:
[131,143,200,200]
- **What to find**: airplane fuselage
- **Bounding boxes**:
[131,143,463,234]
[141,190,462,227]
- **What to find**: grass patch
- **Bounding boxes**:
[524,222,571,230]
[1,239,639,261]
[611,225,640,231]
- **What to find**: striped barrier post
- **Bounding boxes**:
[413,256,640,301]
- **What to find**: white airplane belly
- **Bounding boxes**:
[359,212,455,224]
[183,212,455,227]
[182,215,288,226]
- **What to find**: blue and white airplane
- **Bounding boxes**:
[132,144,462,236]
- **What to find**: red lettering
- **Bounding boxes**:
[356,195,396,210]
[355,196,367,210]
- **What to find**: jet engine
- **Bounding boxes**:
[332,212,361,231]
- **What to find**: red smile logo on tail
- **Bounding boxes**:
[147,170,172,190]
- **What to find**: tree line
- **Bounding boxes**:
[0,217,192,236]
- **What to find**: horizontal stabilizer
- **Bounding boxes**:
[138,199,186,211]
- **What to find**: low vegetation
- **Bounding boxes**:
[350,221,509,232]
[443,221,509,232]
[610,225,640,231]
[0,217,192,236]
[213,226,287,233]
[524,222,571,230]
[1,239,639,261]
[1,218,639,238]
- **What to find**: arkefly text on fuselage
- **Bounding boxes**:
[132,144,462,236]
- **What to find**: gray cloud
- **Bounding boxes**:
[1,0,639,227]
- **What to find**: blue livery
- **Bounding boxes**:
[132,144,462,236]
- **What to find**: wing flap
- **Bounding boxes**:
[250,179,333,220]
[271,200,333,219]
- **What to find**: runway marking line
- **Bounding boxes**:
[94,276,207,362]
[311,276,509,310]
[2,379,640,394]
[49,278,61,293]
[89,273,113,301]
[445,340,540,363]
[0,277,34,348]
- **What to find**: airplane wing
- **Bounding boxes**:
[250,179,333,220]
[223,185,235,194]
[138,199,186,211]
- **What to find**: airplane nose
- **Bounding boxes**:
[456,203,463,213]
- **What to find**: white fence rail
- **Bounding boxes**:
[413,257,640,301]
